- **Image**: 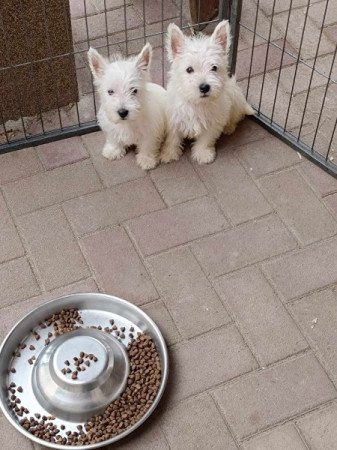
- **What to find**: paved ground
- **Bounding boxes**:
[2,119,337,449]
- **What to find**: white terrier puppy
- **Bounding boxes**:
[88,44,167,170]
[161,20,254,165]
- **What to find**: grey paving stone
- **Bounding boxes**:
[213,353,336,439]
[17,206,89,291]
[150,155,207,206]
[195,150,272,225]
[160,393,238,450]
[147,248,231,339]
[290,287,337,384]
[127,197,228,257]
[141,300,181,346]
[3,160,102,216]
[242,423,307,450]
[169,325,258,404]
[236,137,300,177]
[80,227,158,305]
[193,214,297,278]
[273,9,334,60]
[259,168,337,245]
[263,236,337,301]
[0,147,42,184]
[0,192,24,264]
[299,160,337,196]
[297,402,337,450]
[215,267,307,366]
[63,178,165,236]
[36,136,88,170]
[0,258,40,308]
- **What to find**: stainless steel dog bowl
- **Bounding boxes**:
[0,293,169,449]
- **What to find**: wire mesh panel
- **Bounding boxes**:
[0,0,224,154]
[232,0,337,176]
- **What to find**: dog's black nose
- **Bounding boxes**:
[118,108,129,119]
[199,83,210,94]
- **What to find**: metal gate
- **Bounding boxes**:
[1,0,336,177]
[231,0,337,177]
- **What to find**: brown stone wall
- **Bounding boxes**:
[0,0,78,122]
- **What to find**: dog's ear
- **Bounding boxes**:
[136,43,152,72]
[167,23,185,61]
[210,20,231,54]
[88,47,107,80]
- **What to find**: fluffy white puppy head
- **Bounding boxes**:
[88,43,152,123]
[166,20,231,103]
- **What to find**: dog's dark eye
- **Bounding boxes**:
[108,89,114,95]
[131,88,138,95]
[211,65,217,72]
[186,66,194,74]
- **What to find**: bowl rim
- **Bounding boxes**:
[0,292,169,449]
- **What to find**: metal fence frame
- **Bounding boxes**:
[1,0,336,178]
[229,0,337,178]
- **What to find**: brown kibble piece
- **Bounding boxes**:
[29,345,35,351]
[17,386,23,393]
[65,360,70,366]
[10,368,16,373]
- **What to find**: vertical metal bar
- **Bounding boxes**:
[123,0,129,56]
[103,0,110,58]
[219,0,231,21]
[180,0,183,28]
[228,0,243,77]
[246,0,260,97]
[257,0,276,113]
[270,0,293,123]
[41,0,63,130]
[61,0,81,127]
[283,0,311,131]
[326,117,337,161]
[197,0,201,30]
[161,0,165,86]
[83,0,97,116]
[312,46,337,151]
[0,110,10,144]
[142,0,146,45]
[297,0,330,142]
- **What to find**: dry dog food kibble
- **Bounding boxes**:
[8,308,162,446]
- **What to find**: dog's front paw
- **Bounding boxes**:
[192,146,216,165]
[102,143,126,160]
[136,153,158,170]
[160,146,182,164]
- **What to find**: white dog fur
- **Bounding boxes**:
[161,20,254,165]
[88,43,167,170]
